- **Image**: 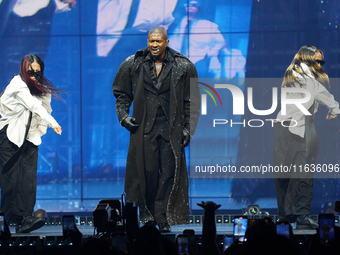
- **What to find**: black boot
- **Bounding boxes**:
[158,222,171,233]
[296,215,318,229]
[16,216,45,233]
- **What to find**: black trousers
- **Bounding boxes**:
[273,124,315,219]
[143,115,175,224]
[0,126,38,224]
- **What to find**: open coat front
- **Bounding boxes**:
[113,47,200,225]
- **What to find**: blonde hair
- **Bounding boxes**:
[282,45,329,88]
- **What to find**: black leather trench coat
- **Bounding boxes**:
[113,47,200,225]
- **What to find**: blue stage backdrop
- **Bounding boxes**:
[0,0,339,214]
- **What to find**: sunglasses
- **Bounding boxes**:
[315,60,325,65]
[28,70,43,78]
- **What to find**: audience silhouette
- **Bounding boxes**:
[3,201,340,254]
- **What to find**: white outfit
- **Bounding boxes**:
[276,63,340,138]
[12,0,70,17]
[169,19,225,73]
[96,0,134,57]
[131,0,177,31]
[219,47,246,79]
[0,75,58,147]
[96,0,177,57]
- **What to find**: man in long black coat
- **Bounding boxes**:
[112,26,200,232]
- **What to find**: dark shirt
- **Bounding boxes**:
[144,50,173,90]
[143,51,173,135]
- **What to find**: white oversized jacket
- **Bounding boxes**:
[0,75,58,147]
[276,63,340,138]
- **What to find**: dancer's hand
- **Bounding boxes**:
[197,201,221,210]
[53,125,62,135]
[326,112,337,120]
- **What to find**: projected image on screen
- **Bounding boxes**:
[84,0,252,174]
[96,0,178,57]
[0,0,252,212]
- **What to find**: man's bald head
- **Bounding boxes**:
[149,26,168,40]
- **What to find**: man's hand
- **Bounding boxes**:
[326,112,337,121]
[122,116,139,132]
[182,130,190,147]
[53,125,62,135]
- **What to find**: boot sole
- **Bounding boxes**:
[17,219,45,233]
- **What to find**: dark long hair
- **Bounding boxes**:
[282,45,329,88]
[20,54,64,100]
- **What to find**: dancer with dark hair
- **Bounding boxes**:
[113,26,200,232]
[0,54,63,233]
[274,45,340,229]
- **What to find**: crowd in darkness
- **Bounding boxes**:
[79,203,340,255]
[0,201,339,255]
